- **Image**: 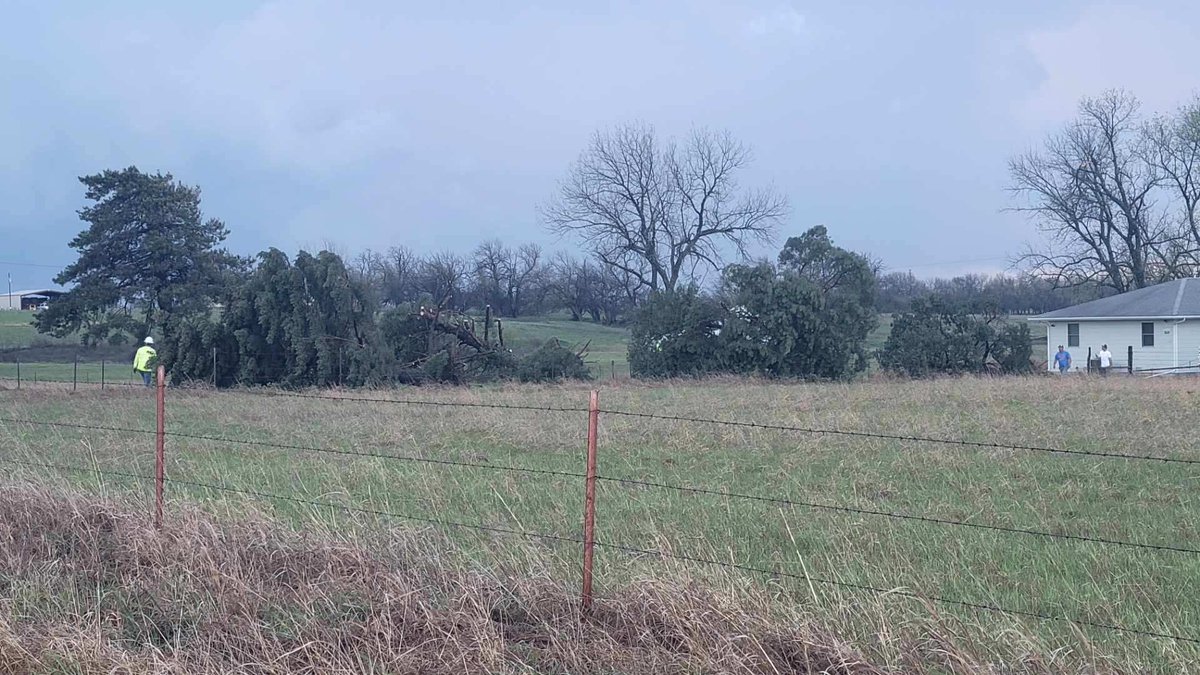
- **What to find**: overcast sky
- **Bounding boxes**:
[3,0,1200,290]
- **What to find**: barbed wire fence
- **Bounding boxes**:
[0,367,1198,647]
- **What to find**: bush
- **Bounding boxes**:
[992,323,1033,374]
[516,340,591,383]
[878,297,1032,377]
[628,288,722,378]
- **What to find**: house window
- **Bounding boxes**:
[1142,322,1155,347]
[1067,323,1079,347]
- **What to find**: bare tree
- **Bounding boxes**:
[1010,91,1178,292]
[545,252,593,321]
[383,245,419,305]
[473,239,510,312]
[544,124,786,293]
[1144,97,1200,274]
[472,240,545,317]
[417,251,468,309]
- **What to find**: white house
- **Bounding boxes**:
[1029,278,1200,373]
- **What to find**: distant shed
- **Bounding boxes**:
[1,289,66,311]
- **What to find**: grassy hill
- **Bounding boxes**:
[502,315,630,378]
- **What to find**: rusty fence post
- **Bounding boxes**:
[581,389,599,614]
[155,365,166,529]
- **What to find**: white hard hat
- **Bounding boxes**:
[144,336,154,345]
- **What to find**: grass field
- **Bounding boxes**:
[1,375,1197,671]
[0,311,51,348]
[498,315,631,377]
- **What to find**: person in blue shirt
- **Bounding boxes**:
[1054,345,1071,374]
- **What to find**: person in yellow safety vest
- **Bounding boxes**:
[133,336,158,387]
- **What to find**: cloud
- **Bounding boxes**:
[1018,4,1200,126]
[743,5,806,37]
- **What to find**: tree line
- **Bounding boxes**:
[48,97,1200,385]
[31,165,1038,385]
[876,271,1110,315]
[347,244,640,325]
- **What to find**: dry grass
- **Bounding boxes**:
[0,482,888,673]
[2,374,1199,672]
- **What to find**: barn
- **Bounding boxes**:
[1028,278,1200,374]
[1,289,66,311]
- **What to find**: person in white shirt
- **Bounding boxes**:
[1097,344,1113,376]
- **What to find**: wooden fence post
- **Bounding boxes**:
[582,390,599,614]
[1128,345,1134,374]
[155,365,166,529]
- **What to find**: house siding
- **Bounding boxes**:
[1040,319,1190,372]
[1174,321,1200,369]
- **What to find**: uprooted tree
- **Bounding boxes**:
[165,248,591,387]
[877,297,1032,378]
[628,227,878,379]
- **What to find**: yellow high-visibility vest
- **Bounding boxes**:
[133,346,157,373]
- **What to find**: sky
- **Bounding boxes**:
[3,0,1200,291]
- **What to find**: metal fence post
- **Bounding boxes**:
[15,358,19,390]
[212,347,218,388]
[1128,345,1134,374]
[155,365,166,529]
[101,360,105,390]
[73,353,78,392]
[581,390,599,614]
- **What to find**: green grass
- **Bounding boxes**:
[0,311,54,348]
[1,376,1197,669]
[503,315,630,377]
[865,313,894,353]
[0,361,133,385]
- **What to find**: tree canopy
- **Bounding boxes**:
[878,298,1032,377]
[36,167,238,343]
[545,125,786,294]
[628,227,877,379]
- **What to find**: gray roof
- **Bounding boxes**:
[1031,278,1200,320]
[6,289,65,297]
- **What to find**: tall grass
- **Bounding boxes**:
[1,375,1198,671]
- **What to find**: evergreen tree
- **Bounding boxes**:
[37,167,238,342]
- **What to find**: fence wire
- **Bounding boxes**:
[2,414,1198,556]
[3,385,1200,647]
[0,453,1195,646]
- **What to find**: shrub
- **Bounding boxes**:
[516,340,591,383]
